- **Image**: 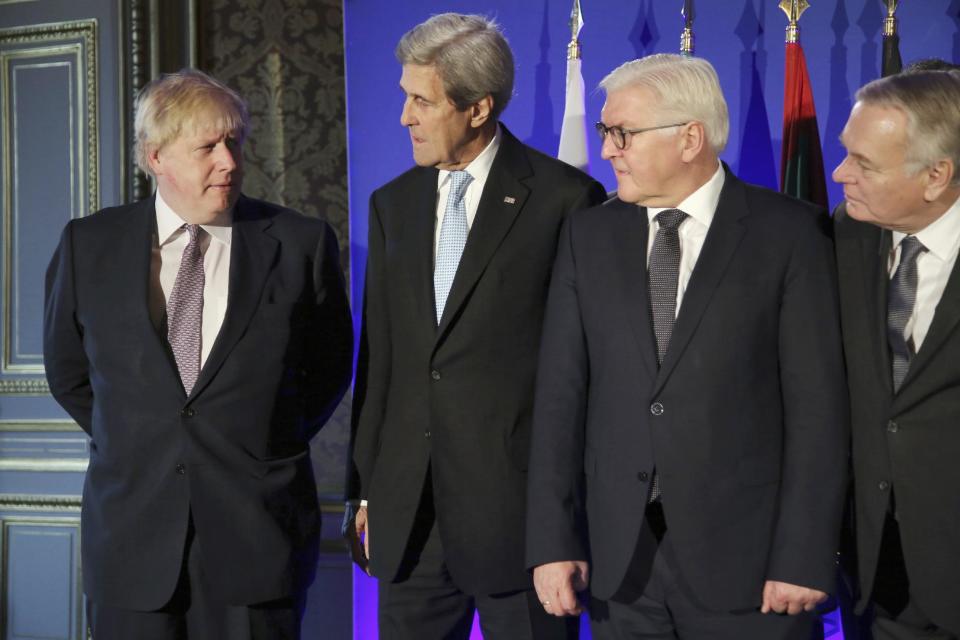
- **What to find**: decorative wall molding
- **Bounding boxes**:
[0,19,98,394]
[0,419,81,433]
[0,457,88,472]
[0,494,81,511]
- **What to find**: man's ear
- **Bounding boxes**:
[146,145,163,177]
[469,95,494,129]
[679,122,706,163]
[923,158,955,202]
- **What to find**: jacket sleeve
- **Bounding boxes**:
[525,215,591,568]
[767,208,850,593]
[43,221,93,434]
[346,192,391,502]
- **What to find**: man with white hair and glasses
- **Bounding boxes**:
[526,53,848,638]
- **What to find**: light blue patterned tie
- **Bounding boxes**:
[434,170,473,324]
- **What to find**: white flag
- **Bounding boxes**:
[558,56,590,171]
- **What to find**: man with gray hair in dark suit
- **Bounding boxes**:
[344,12,606,640]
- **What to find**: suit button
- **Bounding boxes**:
[650,402,664,416]
[181,407,196,418]
[638,471,649,482]
[424,431,431,438]
[431,370,441,381]
[878,480,890,491]
[175,463,186,475]
[887,420,899,433]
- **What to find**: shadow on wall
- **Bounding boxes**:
[735,0,777,192]
[526,0,557,154]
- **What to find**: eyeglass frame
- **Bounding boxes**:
[594,121,690,150]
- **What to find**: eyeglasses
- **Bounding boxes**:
[594,121,689,150]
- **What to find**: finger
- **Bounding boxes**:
[787,600,803,616]
[558,585,582,616]
[804,601,817,612]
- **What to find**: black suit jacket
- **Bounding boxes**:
[348,126,606,595]
[526,169,849,610]
[834,204,960,634]
[43,195,352,610]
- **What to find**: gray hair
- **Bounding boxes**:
[396,13,514,120]
[134,68,248,174]
[599,53,729,154]
[856,70,960,184]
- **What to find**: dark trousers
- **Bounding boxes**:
[378,477,578,640]
[87,518,305,640]
[868,514,957,640]
[590,502,817,640]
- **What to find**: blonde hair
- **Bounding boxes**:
[599,53,730,154]
[134,68,249,174]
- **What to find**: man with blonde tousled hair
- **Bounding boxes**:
[526,53,847,638]
[345,12,605,639]
[44,68,352,639]
[834,69,960,639]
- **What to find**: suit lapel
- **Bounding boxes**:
[608,199,658,377]
[653,171,747,394]
[870,228,893,392]
[122,198,183,387]
[403,167,441,332]
[191,196,278,398]
[435,128,530,342]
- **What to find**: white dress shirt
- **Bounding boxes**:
[646,162,726,316]
[889,194,960,352]
[151,189,233,367]
[433,125,502,257]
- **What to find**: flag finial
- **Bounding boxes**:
[779,0,811,44]
[567,0,583,60]
[883,0,899,37]
[680,0,695,56]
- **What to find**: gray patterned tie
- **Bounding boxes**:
[887,236,926,392]
[434,170,473,324]
[647,208,687,503]
[167,224,205,394]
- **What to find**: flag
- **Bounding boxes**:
[780,40,827,208]
[558,0,589,171]
[882,4,902,77]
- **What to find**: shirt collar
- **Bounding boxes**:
[892,194,960,262]
[436,123,502,191]
[155,188,233,247]
[647,161,725,228]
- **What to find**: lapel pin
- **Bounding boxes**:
[503,196,516,204]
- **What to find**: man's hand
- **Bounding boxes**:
[761,580,827,615]
[533,561,590,617]
[343,505,371,575]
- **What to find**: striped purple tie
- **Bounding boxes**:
[167,224,205,394]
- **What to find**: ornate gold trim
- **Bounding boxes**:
[0,378,49,395]
[0,494,82,511]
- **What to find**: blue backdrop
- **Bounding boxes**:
[342,1,959,637]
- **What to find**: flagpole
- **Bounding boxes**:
[558,0,590,171]
[680,0,695,57]
[882,0,903,76]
